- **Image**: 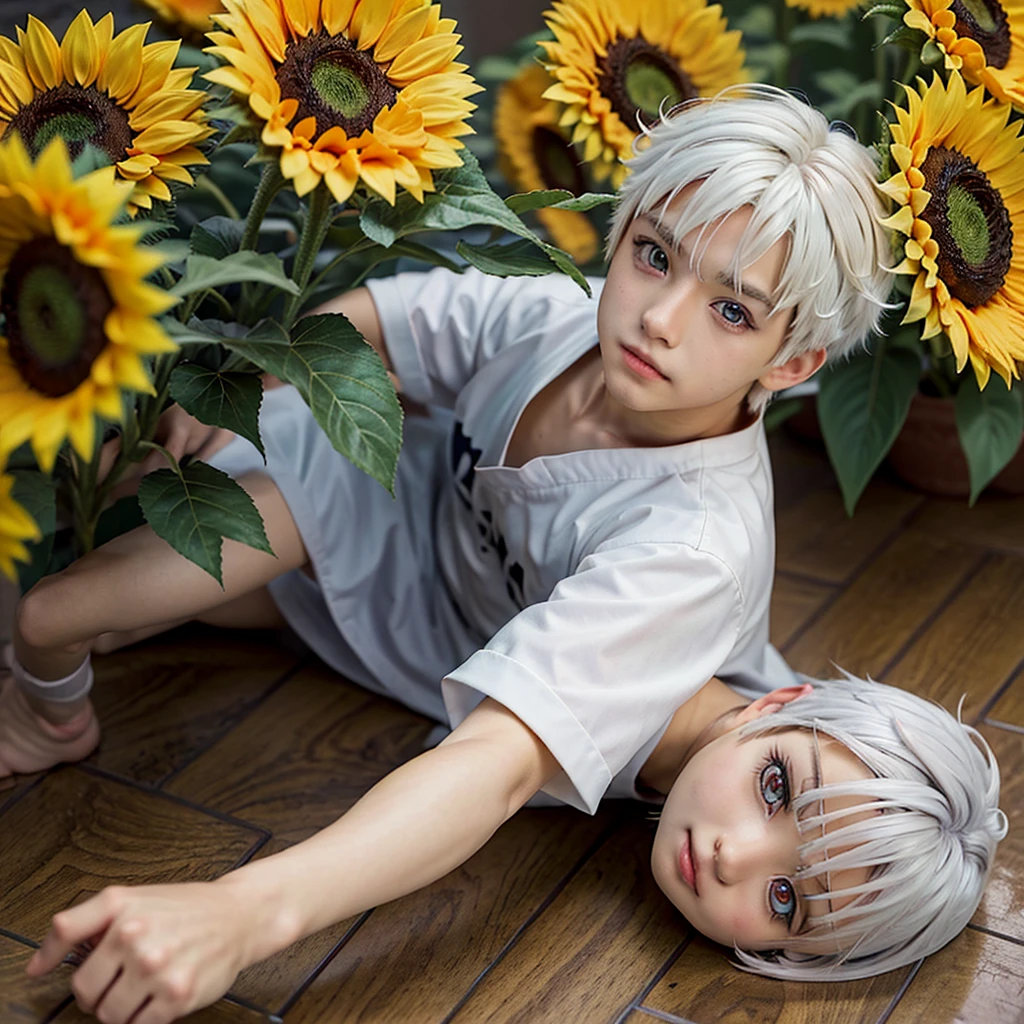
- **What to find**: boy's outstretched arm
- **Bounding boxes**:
[27,699,559,1024]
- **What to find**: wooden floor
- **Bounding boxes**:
[2,428,1022,1024]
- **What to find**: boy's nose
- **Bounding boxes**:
[714,826,788,885]
[641,286,695,347]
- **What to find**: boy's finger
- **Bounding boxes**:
[27,896,119,974]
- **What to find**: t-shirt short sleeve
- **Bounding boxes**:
[365,267,601,408]
[441,541,743,814]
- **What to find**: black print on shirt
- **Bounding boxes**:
[450,420,526,610]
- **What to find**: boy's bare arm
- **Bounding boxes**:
[28,699,559,1023]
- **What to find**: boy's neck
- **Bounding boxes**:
[576,355,755,448]
[638,678,749,795]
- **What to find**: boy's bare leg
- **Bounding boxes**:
[0,473,306,777]
[92,587,287,655]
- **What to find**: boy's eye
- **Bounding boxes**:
[634,239,669,274]
[768,877,796,921]
[760,759,789,816]
[711,299,751,328]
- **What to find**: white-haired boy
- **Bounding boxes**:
[4,88,985,1022]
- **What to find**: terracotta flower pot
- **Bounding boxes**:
[886,392,1024,499]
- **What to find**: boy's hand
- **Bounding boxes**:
[140,404,237,474]
[98,405,237,503]
[27,882,251,1024]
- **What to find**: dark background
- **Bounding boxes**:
[0,0,552,60]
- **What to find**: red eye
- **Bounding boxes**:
[769,877,795,918]
[760,761,787,814]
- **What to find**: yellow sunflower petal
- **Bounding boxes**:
[61,9,102,87]
[19,16,62,91]
[97,22,148,101]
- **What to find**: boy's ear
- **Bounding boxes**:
[757,348,826,393]
[731,683,814,727]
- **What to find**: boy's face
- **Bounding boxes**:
[597,185,802,423]
[650,720,875,951]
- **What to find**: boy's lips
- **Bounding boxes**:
[679,830,698,895]
[621,343,668,381]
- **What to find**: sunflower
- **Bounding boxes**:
[539,0,747,189]
[494,64,599,264]
[879,71,1024,387]
[0,135,178,474]
[139,0,228,39]
[0,11,213,216]
[0,468,40,582]
[786,0,863,18]
[903,0,1024,110]
[205,0,482,205]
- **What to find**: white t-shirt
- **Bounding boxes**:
[358,267,787,813]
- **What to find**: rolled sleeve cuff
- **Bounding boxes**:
[441,649,612,815]
[364,276,432,404]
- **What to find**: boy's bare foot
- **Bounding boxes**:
[0,675,100,776]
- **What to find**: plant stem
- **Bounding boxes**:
[196,175,242,220]
[282,184,334,329]
[239,160,285,252]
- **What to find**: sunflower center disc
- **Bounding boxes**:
[532,126,586,194]
[9,82,133,161]
[0,236,114,397]
[597,36,695,128]
[919,146,1012,308]
[278,32,397,137]
[951,0,1011,67]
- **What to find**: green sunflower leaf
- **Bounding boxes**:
[216,315,403,495]
[504,189,574,214]
[456,238,569,278]
[137,462,273,587]
[817,345,921,515]
[359,149,590,295]
[169,364,265,458]
[169,252,300,297]
[955,376,1024,505]
[552,192,616,212]
[862,2,908,19]
[10,471,56,537]
[190,217,246,259]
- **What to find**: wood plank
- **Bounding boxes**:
[883,554,1024,723]
[642,936,911,1024]
[970,725,1024,942]
[767,431,836,514]
[885,928,1024,1024]
[445,817,683,1024]
[775,482,922,585]
[985,667,1024,729]
[55,997,273,1022]
[283,807,616,1024]
[88,625,303,786]
[783,532,980,680]
[0,931,71,1022]
[165,662,436,845]
[910,494,1024,557]
[770,574,834,649]
[0,767,263,941]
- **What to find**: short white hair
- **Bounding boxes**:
[606,85,894,411]
[733,673,1007,981]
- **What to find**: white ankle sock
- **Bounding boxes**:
[4,643,94,704]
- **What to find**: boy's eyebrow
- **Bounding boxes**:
[639,214,775,310]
